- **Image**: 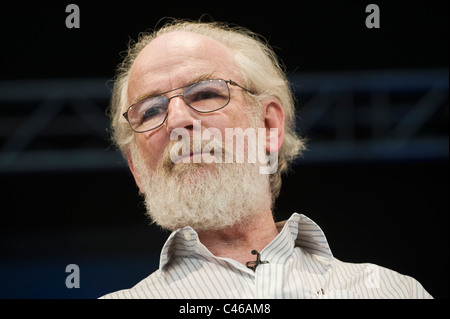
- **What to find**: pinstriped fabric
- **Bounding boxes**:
[100,213,432,299]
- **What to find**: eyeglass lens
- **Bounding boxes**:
[127,79,231,132]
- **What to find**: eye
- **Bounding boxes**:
[189,89,222,102]
[139,98,168,121]
[143,106,164,119]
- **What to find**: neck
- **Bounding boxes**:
[197,210,279,266]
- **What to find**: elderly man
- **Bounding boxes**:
[101,20,431,299]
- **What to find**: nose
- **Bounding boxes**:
[165,95,196,135]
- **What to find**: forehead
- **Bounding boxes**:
[127,31,239,104]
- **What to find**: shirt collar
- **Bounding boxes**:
[275,213,333,260]
[158,213,333,273]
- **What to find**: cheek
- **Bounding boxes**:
[210,103,253,131]
[226,107,254,130]
[135,132,169,167]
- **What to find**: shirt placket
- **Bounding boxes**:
[255,262,285,298]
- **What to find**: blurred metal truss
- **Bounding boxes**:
[0,69,448,173]
[293,68,448,163]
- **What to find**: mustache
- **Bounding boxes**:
[160,135,232,171]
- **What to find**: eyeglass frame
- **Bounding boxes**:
[122,78,254,133]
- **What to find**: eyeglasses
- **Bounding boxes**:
[123,79,253,133]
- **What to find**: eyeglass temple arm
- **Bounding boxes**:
[227,79,255,95]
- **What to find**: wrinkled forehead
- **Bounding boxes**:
[127,31,240,105]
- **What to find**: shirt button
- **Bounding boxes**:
[184,232,192,241]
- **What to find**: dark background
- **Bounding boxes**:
[0,1,448,299]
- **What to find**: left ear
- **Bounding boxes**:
[262,99,285,153]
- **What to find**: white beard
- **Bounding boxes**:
[129,136,272,232]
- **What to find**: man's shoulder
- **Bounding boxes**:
[98,270,163,299]
[329,258,433,299]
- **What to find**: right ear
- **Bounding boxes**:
[126,148,144,193]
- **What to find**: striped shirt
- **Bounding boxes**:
[100,213,432,299]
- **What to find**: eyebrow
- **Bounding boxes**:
[133,72,218,104]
